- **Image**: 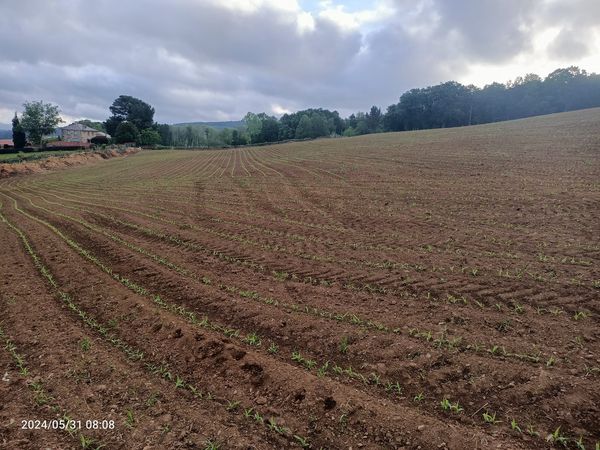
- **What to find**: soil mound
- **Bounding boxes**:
[0,147,140,178]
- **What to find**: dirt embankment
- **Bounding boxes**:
[0,148,140,178]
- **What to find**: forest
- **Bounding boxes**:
[164,66,600,147]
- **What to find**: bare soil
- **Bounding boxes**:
[1,109,599,449]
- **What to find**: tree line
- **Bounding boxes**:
[238,66,600,144]
[10,66,600,150]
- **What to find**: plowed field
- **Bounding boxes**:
[1,108,599,449]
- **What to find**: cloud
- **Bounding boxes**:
[547,28,591,60]
[0,0,598,123]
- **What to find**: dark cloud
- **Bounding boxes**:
[0,0,598,123]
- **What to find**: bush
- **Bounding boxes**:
[114,121,140,144]
[91,135,110,145]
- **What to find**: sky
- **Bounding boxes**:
[0,0,599,125]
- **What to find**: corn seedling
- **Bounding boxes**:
[294,435,310,448]
[203,440,221,450]
[175,375,186,388]
[440,398,452,411]
[510,418,522,433]
[317,361,330,377]
[79,338,91,352]
[267,417,288,434]
[268,342,278,354]
[125,409,135,428]
[413,392,424,402]
[339,336,349,354]
[546,426,568,447]
[244,332,261,346]
[80,435,95,449]
[226,400,240,411]
[145,393,159,407]
[482,411,500,425]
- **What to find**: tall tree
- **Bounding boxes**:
[105,95,155,136]
[366,106,382,133]
[12,113,27,149]
[295,115,312,139]
[20,101,63,145]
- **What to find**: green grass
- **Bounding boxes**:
[0,149,84,163]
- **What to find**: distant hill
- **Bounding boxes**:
[0,125,11,139]
[172,120,244,129]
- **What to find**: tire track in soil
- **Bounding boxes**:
[0,192,536,449]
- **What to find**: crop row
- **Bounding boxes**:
[0,201,312,449]
[7,194,600,448]
[19,188,597,329]
[15,191,564,370]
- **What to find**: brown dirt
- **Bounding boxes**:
[0,109,599,449]
[0,147,140,178]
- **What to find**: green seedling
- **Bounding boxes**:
[226,400,240,411]
[267,342,278,354]
[440,398,451,411]
[413,392,424,402]
[80,338,91,352]
[574,436,585,450]
[317,361,330,377]
[80,434,96,449]
[267,417,287,434]
[546,356,556,367]
[203,440,221,450]
[294,435,310,448]
[244,332,261,346]
[546,426,568,447]
[339,336,349,354]
[510,418,522,433]
[574,311,588,320]
[125,409,135,428]
[482,411,500,425]
[253,411,264,424]
[145,393,160,407]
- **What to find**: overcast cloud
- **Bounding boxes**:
[0,0,599,124]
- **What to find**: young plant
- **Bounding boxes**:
[226,400,240,411]
[510,418,522,433]
[482,411,500,425]
[80,338,91,352]
[244,332,261,346]
[339,336,349,354]
[294,435,310,448]
[203,440,221,450]
[546,426,568,447]
[125,409,135,429]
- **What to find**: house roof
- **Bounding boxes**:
[61,123,102,132]
[0,139,14,146]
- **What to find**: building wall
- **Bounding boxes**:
[63,129,82,142]
[63,129,103,142]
